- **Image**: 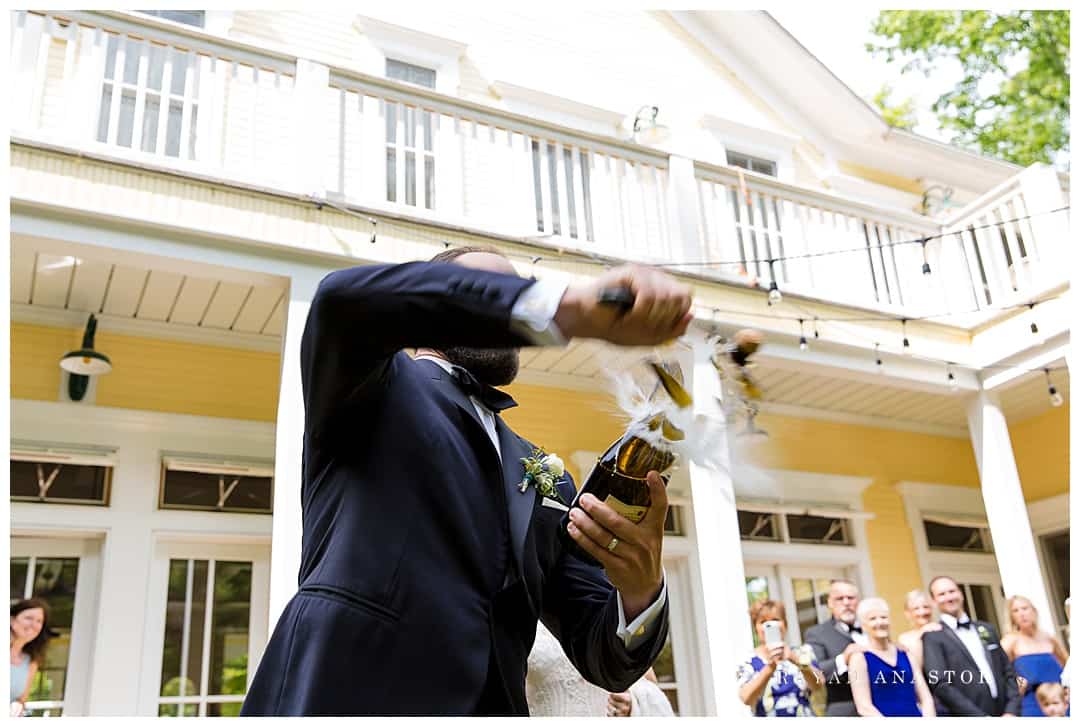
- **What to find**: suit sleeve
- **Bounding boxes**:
[805,626,841,682]
[301,262,536,445]
[990,625,1021,715]
[539,476,669,692]
[921,632,988,716]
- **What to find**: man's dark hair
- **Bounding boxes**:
[429,245,506,264]
[928,575,958,596]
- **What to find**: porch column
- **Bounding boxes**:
[966,390,1056,631]
[267,272,321,633]
[685,351,753,716]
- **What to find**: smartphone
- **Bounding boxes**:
[762,620,783,646]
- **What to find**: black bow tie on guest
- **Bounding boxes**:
[956,619,974,630]
[449,365,518,412]
[848,625,863,634]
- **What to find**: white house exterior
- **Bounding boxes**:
[7,9,1070,716]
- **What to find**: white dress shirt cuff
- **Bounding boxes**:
[510,278,568,346]
[835,653,848,676]
[615,571,668,649]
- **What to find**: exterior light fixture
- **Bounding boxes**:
[60,314,112,401]
[629,106,670,145]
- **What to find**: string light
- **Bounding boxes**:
[368,217,378,244]
[1028,303,1039,335]
[1045,369,1064,407]
[947,364,959,392]
[920,238,931,276]
[874,344,884,374]
[901,319,911,355]
[798,319,808,351]
[766,260,782,306]
[813,319,820,339]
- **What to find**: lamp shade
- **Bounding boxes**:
[60,348,112,375]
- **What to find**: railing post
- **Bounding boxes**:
[291,58,331,198]
[1017,164,1069,285]
[666,155,703,264]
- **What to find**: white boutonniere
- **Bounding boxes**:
[519,448,566,502]
[976,624,992,644]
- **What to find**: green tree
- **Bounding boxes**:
[867,10,1069,166]
[872,83,918,130]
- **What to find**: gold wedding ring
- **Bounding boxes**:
[607,536,619,552]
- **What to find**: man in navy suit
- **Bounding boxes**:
[240,246,691,715]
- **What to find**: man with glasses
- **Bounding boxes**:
[804,579,867,715]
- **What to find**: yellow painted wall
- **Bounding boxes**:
[11,323,281,422]
[838,160,924,196]
[1010,404,1071,502]
[11,325,1069,622]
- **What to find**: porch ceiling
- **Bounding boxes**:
[11,234,1068,434]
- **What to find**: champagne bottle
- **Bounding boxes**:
[559,363,688,566]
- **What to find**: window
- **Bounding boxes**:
[787,514,850,545]
[385,60,436,210]
[10,457,112,505]
[726,150,777,177]
[663,505,685,536]
[158,559,252,716]
[10,556,80,716]
[737,508,852,545]
[96,34,200,159]
[958,582,1004,634]
[160,458,273,514]
[738,510,780,541]
[137,10,206,28]
[923,519,994,553]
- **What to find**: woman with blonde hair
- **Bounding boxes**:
[1001,595,1069,716]
[895,589,941,669]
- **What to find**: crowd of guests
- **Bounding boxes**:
[10,599,53,718]
[739,578,1071,717]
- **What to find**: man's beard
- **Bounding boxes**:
[443,346,520,386]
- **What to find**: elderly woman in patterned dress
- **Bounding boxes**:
[737,600,824,717]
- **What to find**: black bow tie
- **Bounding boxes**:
[449,365,518,413]
[956,619,974,630]
[849,625,863,635]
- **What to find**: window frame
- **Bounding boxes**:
[10,449,115,506]
[158,456,275,515]
[726,149,778,177]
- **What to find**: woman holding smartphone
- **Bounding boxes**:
[737,600,824,717]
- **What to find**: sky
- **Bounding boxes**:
[768,8,960,143]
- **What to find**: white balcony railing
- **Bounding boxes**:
[9,10,1070,323]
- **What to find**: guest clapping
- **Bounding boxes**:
[1001,595,1069,716]
[848,598,935,716]
[737,600,823,717]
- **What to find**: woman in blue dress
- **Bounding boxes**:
[1002,595,1070,717]
[736,600,824,716]
[848,597,935,717]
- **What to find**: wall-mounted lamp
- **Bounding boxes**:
[60,314,112,401]
[627,105,670,146]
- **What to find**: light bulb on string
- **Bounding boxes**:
[1045,369,1064,407]
[947,365,959,392]
[798,319,808,351]
[766,260,782,305]
[901,319,911,355]
[874,344,884,374]
[920,238,932,276]
[813,319,820,339]
[1028,303,1039,335]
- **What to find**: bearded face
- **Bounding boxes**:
[442,346,520,387]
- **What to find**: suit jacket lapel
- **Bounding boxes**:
[497,417,536,578]
[940,622,988,681]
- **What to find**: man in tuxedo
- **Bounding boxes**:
[240,247,689,716]
[922,575,1021,716]
[804,579,866,715]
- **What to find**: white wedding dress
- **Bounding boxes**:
[526,621,611,716]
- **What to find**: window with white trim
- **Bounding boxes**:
[385,59,436,209]
[737,509,852,546]
[10,449,113,505]
[136,10,206,28]
[159,457,274,514]
[96,33,200,159]
[726,150,777,177]
[663,504,685,536]
[158,558,253,717]
[923,516,994,553]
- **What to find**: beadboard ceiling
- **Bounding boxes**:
[12,234,1067,433]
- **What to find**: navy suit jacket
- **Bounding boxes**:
[240,262,668,715]
[922,620,1021,716]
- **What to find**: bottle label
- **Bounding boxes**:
[604,494,649,524]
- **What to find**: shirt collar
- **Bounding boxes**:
[940,612,970,630]
[414,353,453,374]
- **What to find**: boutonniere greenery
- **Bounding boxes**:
[519,448,566,502]
[976,625,992,644]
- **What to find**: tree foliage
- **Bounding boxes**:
[872,83,917,130]
[867,10,1069,166]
